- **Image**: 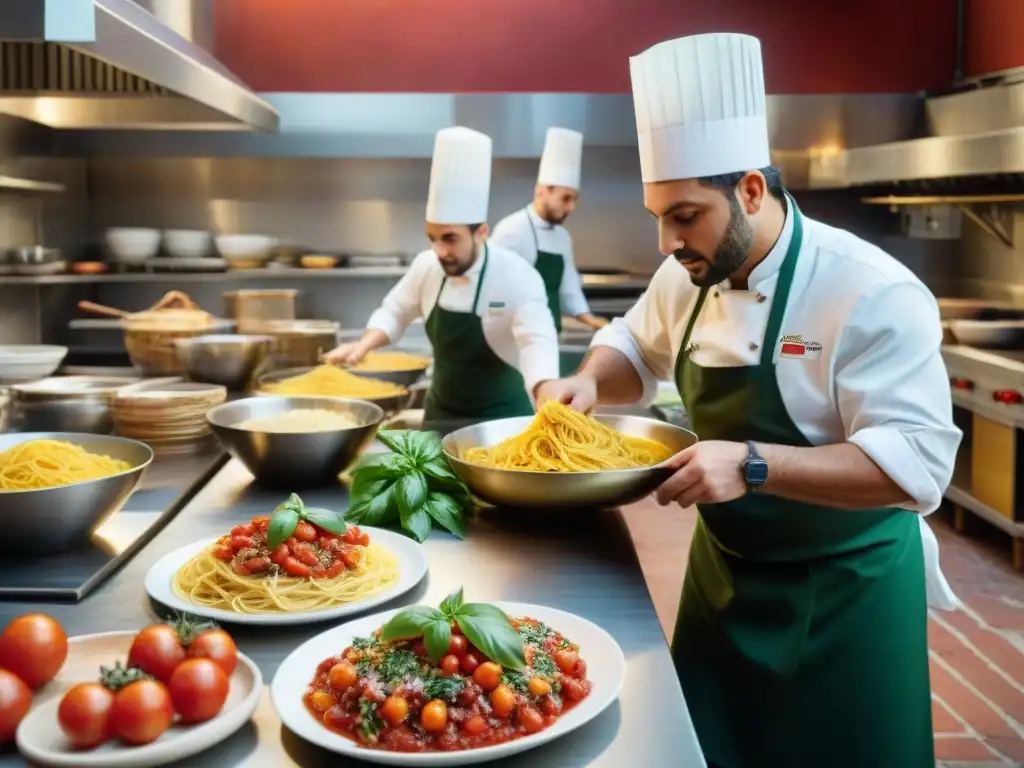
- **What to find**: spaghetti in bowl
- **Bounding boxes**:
[0,432,152,555]
[442,408,697,509]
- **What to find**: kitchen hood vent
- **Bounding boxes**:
[809,77,1024,191]
[0,0,278,132]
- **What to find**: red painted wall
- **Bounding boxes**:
[964,0,1024,78]
[213,0,957,94]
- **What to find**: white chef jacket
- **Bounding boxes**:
[489,206,591,318]
[366,245,559,398]
[592,206,963,609]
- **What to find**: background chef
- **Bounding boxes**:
[490,127,608,337]
[327,126,558,427]
[538,33,962,768]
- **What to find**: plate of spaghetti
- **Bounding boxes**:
[441,402,697,509]
[271,589,624,765]
[145,494,427,625]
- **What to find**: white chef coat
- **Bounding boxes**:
[489,206,591,318]
[367,245,559,398]
[592,206,963,609]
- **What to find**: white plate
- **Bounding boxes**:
[16,630,262,767]
[270,602,625,766]
[145,527,428,626]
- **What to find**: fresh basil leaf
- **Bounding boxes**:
[376,430,412,455]
[301,506,349,534]
[423,492,466,538]
[400,507,432,542]
[423,619,452,661]
[347,484,398,526]
[456,603,527,669]
[350,475,395,506]
[352,452,398,472]
[380,605,446,642]
[439,587,464,617]
[267,506,300,550]
[395,471,428,519]
[274,493,304,517]
[421,457,459,483]
[407,431,443,464]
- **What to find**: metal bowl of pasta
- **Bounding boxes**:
[254,365,413,415]
[442,408,697,509]
[346,348,432,388]
[0,432,153,555]
[207,396,384,489]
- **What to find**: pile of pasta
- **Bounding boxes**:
[261,364,406,399]
[0,439,132,491]
[463,401,674,472]
[353,350,430,372]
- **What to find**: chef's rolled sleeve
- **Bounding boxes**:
[366,254,429,342]
[836,282,962,513]
[559,239,591,318]
[590,289,671,405]
[511,268,560,396]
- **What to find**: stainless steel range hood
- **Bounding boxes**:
[0,0,279,132]
[810,78,1024,188]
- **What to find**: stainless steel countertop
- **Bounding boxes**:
[0,457,703,768]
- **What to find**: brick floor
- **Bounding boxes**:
[622,500,1024,767]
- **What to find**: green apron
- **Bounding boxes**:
[672,197,933,768]
[423,245,534,423]
[527,208,580,375]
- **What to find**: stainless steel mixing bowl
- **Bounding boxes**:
[0,432,153,555]
[206,396,384,488]
[443,413,698,509]
[255,366,412,415]
[175,334,273,390]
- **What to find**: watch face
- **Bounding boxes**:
[745,458,768,485]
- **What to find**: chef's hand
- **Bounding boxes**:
[534,375,597,412]
[655,440,749,508]
[324,341,368,366]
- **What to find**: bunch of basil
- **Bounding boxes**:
[346,429,471,542]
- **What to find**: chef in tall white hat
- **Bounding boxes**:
[491,127,608,344]
[327,126,558,427]
[537,33,961,768]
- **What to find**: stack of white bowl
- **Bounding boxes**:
[0,345,68,385]
[105,228,161,266]
[163,230,212,259]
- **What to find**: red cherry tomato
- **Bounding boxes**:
[0,669,31,744]
[168,658,229,724]
[283,557,311,577]
[293,521,317,542]
[269,543,290,566]
[127,625,185,683]
[324,561,345,579]
[356,533,370,547]
[58,682,115,749]
[0,613,68,689]
[186,629,238,677]
[110,680,173,745]
[460,652,481,675]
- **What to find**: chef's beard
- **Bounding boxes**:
[538,202,568,226]
[439,241,479,276]
[674,194,754,287]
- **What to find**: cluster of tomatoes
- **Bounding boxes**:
[0,614,69,744]
[57,618,238,750]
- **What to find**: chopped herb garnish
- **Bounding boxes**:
[378,649,421,684]
[532,650,558,678]
[501,669,530,693]
[355,658,374,677]
[423,675,464,702]
[517,620,553,646]
[358,696,384,742]
[352,635,378,650]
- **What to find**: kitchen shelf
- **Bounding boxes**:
[0,266,410,285]
[0,175,64,194]
[945,483,1024,571]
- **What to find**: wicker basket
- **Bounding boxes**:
[121,311,233,376]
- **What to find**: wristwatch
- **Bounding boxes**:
[743,441,769,491]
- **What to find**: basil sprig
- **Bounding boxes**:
[346,430,470,543]
[267,493,349,549]
[380,587,527,669]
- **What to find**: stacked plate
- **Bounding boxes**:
[111,380,227,456]
[0,345,68,385]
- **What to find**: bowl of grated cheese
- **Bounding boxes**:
[207,396,384,488]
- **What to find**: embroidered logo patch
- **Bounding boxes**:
[779,333,822,360]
